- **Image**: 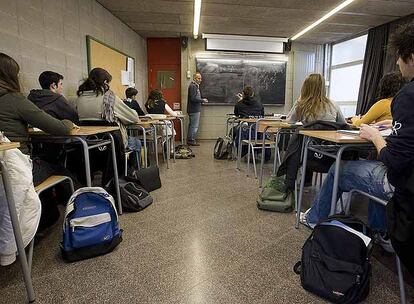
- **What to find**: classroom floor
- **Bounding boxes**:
[1,140,412,303]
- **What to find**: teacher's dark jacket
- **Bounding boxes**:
[234,96,264,118]
[187,81,203,113]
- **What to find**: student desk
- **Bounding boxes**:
[128,120,159,168]
[236,118,262,171]
[166,115,185,145]
[295,130,373,228]
[29,126,123,214]
[0,142,35,302]
[151,117,177,169]
[258,121,297,187]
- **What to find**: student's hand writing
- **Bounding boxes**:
[203,98,208,103]
[373,119,392,129]
[359,124,381,141]
[72,124,80,131]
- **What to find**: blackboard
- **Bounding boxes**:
[196,58,286,105]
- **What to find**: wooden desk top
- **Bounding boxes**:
[29,126,120,137]
[0,142,20,151]
[257,121,293,133]
[299,130,369,144]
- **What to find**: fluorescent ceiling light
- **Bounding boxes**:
[193,0,202,39]
[291,0,355,41]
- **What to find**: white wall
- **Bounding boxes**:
[0,0,147,104]
[181,39,323,140]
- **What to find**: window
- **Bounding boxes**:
[329,34,368,116]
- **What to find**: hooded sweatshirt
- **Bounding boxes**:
[0,90,73,154]
[234,96,264,118]
[28,89,79,124]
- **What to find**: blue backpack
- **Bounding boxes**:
[61,187,122,262]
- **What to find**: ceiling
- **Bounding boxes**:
[98,0,414,44]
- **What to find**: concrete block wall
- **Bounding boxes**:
[181,39,323,140]
[0,0,147,104]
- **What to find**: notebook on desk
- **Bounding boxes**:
[337,129,392,136]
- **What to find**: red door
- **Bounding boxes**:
[147,38,181,140]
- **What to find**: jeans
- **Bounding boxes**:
[188,112,201,142]
[127,136,142,169]
[307,160,394,231]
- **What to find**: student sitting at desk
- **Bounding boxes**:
[145,89,179,117]
[351,72,405,127]
[287,73,346,124]
[76,68,142,177]
[302,25,414,261]
[234,86,264,118]
[0,53,79,229]
[123,87,145,116]
[28,71,79,124]
[145,89,178,138]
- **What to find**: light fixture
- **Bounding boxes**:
[291,0,356,41]
[193,0,202,39]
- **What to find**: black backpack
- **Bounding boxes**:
[214,137,232,160]
[294,215,372,304]
[119,178,153,212]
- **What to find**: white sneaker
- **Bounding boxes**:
[299,208,316,229]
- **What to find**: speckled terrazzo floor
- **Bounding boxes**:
[1,140,412,303]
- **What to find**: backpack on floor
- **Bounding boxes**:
[61,187,122,262]
[119,178,153,212]
[257,176,294,213]
[293,215,372,304]
[174,144,195,159]
[214,137,233,160]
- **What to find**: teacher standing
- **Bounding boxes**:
[187,72,208,146]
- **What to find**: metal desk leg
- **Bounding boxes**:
[237,123,242,170]
[142,127,147,168]
[246,124,253,176]
[296,137,310,229]
[162,121,169,169]
[273,131,281,175]
[329,145,347,215]
[170,120,176,162]
[259,126,269,188]
[77,137,92,186]
[153,124,159,166]
[0,161,35,303]
[108,133,122,215]
[179,117,184,145]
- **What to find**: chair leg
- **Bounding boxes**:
[27,239,34,272]
[396,256,406,304]
[124,154,128,177]
[252,148,257,178]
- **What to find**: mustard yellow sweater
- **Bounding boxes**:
[352,98,393,127]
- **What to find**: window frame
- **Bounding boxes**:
[328,32,368,113]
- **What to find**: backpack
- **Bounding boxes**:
[61,187,122,262]
[294,215,372,304]
[257,176,294,213]
[214,137,233,160]
[174,144,195,159]
[119,178,153,212]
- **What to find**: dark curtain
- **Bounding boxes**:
[356,24,389,115]
[383,14,414,74]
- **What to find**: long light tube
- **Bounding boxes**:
[193,0,202,39]
[291,0,356,41]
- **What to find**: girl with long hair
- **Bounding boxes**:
[287,73,346,124]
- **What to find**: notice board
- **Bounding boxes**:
[86,35,135,99]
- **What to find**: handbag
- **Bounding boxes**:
[132,166,161,192]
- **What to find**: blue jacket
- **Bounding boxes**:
[187,81,203,113]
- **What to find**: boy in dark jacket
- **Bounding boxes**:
[234,86,264,118]
[28,71,79,124]
[123,87,145,116]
